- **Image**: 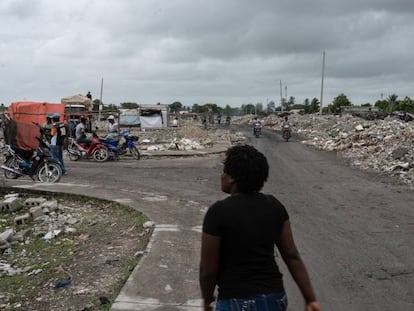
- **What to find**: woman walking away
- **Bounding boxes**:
[199,144,322,311]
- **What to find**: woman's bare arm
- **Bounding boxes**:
[276,220,322,311]
[199,232,221,311]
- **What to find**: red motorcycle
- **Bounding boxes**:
[67,133,109,162]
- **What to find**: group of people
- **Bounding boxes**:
[74,114,118,144]
[41,113,119,174]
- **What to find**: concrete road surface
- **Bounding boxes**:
[2,125,413,311]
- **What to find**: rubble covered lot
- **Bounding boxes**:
[233,113,414,187]
[96,121,245,152]
[117,113,413,187]
[0,191,151,311]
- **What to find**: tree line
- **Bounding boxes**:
[92,93,414,116]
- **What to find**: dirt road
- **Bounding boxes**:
[3,125,414,310]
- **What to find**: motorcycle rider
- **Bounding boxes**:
[106,115,119,140]
[75,117,91,147]
[252,117,262,136]
[281,116,291,138]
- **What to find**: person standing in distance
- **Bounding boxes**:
[199,144,322,311]
[50,113,67,174]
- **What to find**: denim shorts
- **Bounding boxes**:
[215,291,287,311]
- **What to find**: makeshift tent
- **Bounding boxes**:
[61,94,92,111]
[119,105,169,128]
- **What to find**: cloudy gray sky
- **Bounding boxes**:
[1,0,413,108]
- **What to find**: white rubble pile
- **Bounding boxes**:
[138,125,233,152]
[234,114,414,186]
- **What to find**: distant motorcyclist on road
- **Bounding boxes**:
[281,116,292,141]
[281,116,290,128]
[252,117,262,137]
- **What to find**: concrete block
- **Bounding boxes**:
[29,206,43,219]
[14,213,31,226]
[1,197,21,213]
[40,200,58,211]
[0,228,15,243]
[0,241,10,251]
[24,197,47,207]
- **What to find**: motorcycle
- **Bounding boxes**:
[1,137,62,183]
[67,132,109,162]
[99,129,140,160]
[282,125,291,142]
[253,123,262,138]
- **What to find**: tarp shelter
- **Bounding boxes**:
[3,119,40,150]
[8,101,65,124]
[5,101,65,150]
[118,104,169,129]
[61,94,92,111]
[119,109,140,126]
[140,115,162,128]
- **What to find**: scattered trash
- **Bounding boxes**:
[55,265,73,288]
[0,261,24,276]
[99,296,110,305]
[43,230,62,241]
[105,259,119,265]
[55,277,72,288]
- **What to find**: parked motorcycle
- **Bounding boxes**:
[67,133,109,162]
[99,129,140,160]
[1,137,62,183]
[282,125,291,142]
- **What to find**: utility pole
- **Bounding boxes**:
[319,51,325,115]
[280,80,283,112]
[98,78,104,121]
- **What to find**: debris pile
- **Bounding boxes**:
[0,194,81,266]
[234,114,414,187]
[0,192,150,310]
[137,125,236,152]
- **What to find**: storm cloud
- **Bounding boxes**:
[1,0,413,107]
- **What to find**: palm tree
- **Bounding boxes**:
[387,94,398,112]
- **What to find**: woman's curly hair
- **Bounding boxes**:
[223,144,269,193]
